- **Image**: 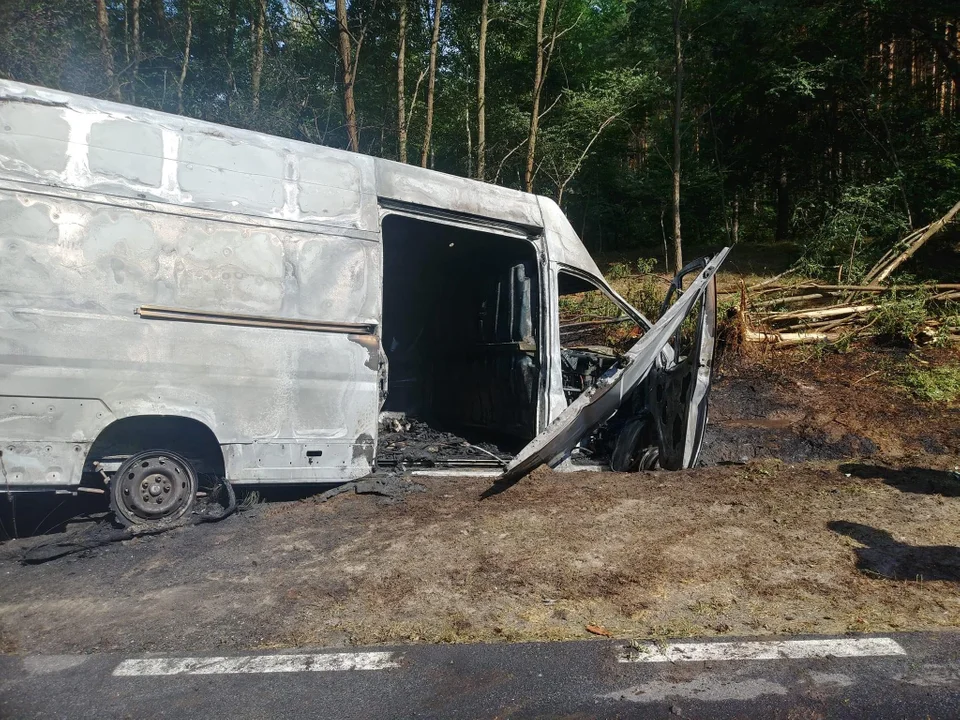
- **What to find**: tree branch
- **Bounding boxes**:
[555,109,628,204]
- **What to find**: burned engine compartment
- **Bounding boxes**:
[560,347,618,404]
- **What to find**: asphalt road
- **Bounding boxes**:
[2,632,960,719]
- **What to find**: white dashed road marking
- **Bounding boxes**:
[112,651,399,676]
[620,637,907,663]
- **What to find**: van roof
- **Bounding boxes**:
[0,80,545,235]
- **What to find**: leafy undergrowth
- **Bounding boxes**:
[897,363,960,402]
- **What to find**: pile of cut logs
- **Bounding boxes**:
[733,200,960,347]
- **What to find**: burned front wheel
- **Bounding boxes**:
[110,450,198,526]
[610,415,659,472]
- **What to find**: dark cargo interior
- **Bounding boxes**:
[380,214,540,452]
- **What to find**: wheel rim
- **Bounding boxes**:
[115,453,195,523]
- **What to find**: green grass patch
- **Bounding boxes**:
[896,364,960,402]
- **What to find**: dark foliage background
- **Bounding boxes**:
[1,0,958,272]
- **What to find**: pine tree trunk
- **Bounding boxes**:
[465,106,473,178]
[476,0,488,180]
[251,0,266,112]
[225,0,239,104]
[177,1,192,115]
[732,193,740,245]
[397,0,408,163]
[152,0,167,38]
[421,0,443,168]
[525,0,548,192]
[776,156,791,241]
[95,0,122,101]
[671,0,683,273]
[889,38,896,88]
[131,0,140,101]
[336,0,359,151]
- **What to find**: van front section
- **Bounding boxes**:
[500,197,729,479]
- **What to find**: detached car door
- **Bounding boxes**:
[499,247,730,482]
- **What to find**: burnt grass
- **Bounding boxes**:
[702,347,959,464]
[0,347,959,654]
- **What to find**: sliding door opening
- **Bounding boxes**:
[378,214,540,468]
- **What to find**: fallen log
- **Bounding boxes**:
[866,226,927,275]
[864,199,960,284]
[767,303,878,323]
[743,328,841,347]
[756,283,960,293]
[752,292,831,308]
[746,268,797,291]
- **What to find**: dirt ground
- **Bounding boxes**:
[1,349,959,655]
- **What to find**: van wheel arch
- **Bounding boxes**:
[84,415,226,479]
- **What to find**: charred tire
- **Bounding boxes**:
[610,416,658,472]
[110,450,198,526]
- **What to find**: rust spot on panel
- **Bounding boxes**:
[348,334,380,372]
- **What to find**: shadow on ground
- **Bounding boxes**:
[839,463,960,497]
[828,520,960,581]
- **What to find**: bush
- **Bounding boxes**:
[607,258,664,321]
[897,365,960,402]
[869,291,934,346]
[795,178,910,281]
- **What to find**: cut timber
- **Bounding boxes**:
[744,328,840,347]
[769,303,877,323]
[866,226,926,276]
[752,292,830,308]
[864,199,960,284]
[756,283,960,293]
[746,268,796,291]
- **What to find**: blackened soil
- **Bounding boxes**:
[702,348,959,465]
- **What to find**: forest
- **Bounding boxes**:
[1,0,958,276]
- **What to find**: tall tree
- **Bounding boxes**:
[421,0,443,168]
[130,0,140,100]
[177,0,193,115]
[151,0,167,37]
[476,0,489,180]
[397,0,408,162]
[224,0,239,102]
[670,0,683,272]
[336,0,360,152]
[525,0,549,192]
[252,0,266,111]
[95,0,121,100]
[525,0,564,192]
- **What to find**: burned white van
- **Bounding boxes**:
[0,80,727,524]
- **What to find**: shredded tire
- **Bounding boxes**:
[20,478,237,564]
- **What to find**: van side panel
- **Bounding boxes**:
[0,187,380,486]
[0,85,382,488]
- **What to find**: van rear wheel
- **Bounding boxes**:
[110,450,198,526]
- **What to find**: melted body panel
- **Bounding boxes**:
[501,248,730,482]
[0,82,383,486]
